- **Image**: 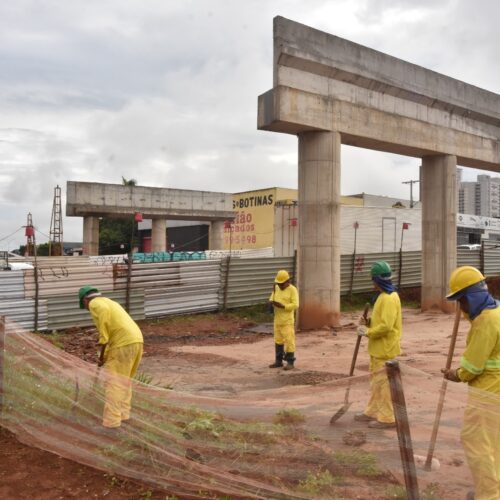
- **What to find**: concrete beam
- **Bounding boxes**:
[298,131,341,329]
[258,86,500,171]
[66,182,235,221]
[421,155,457,312]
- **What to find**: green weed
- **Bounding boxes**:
[333,450,381,477]
[384,484,406,498]
[299,470,342,495]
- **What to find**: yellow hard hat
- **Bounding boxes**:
[275,270,290,284]
[446,266,485,300]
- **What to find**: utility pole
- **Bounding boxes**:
[49,185,64,256]
[402,179,420,208]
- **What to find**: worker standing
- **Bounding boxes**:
[79,286,144,431]
[268,270,299,370]
[355,261,402,429]
[442,266,500,500]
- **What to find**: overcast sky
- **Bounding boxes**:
[1,0,500,249]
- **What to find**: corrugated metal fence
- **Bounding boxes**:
[0,248,497,331]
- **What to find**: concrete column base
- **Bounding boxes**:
[421,155,457,313]
[151,219,167,252]
[298,131,341,328]
[83,217,99,256]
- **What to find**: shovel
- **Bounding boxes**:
[330,302,370,424]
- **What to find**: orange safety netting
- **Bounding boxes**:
[0,319,493,499]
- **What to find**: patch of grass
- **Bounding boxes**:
[333,449,381,477]
[34,330,64,349]
[299,470,342,496]
[341,293,374,312]
[226,304,273,323]
[385,484,407,498]
[273,408,306,426]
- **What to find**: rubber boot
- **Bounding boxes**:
[283,352,295,370]
[269,344,284,368]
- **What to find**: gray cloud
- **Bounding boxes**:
[0,0,498,247]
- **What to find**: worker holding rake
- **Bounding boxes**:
[442,266,500,500]
[354,261,402,429]
[79,286,144,431]
[268,270,299,370]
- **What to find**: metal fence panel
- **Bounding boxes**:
[132,260,222,317]
[484,247,500,276]
[47,290,145,330]
[222,257,295,308]
[457,249,481,269]
[0,299,48,331]
[0,271,25,300]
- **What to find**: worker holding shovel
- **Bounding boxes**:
[354,261,402,429]
[79,286,144,433]
[268,270,299,370]
[442,266,500,500]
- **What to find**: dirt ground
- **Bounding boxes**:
[0,307,474,499]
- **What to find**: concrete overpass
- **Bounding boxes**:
[258,17,500,328]
[66,181,235,255]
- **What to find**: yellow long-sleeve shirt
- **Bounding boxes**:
[366,292,402,360]
[457,307,500,394]
[269,284,299,326]
[89,297,143,350]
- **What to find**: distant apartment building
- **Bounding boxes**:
[458,169,500,218]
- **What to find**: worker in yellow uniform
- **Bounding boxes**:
[79,286,144,431]
[442,266,500,500]
[268,270,299,370]
[355,261,402,429]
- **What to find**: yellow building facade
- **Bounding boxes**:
[225,188,362,250]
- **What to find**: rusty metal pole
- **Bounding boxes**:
[0,316,5,415]
[386,360,420,500]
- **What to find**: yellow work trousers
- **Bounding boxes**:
[103,342,143,428]
[461,398,500,500]
[363,357,394,424]
[274,323,296,353]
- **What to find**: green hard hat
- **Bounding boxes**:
[370,261,392,278]
[79,285,100,309]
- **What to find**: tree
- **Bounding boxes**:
[98,177,139,255]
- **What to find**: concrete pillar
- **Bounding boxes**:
[209,220,225,250]
[421,154,457,312]
[298,131,341,329]
[151,219,167,252]
[83,216,99,256]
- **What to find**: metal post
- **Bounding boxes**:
[480,241,485,276]
[386,360,420,500]
[292,249,298,285]
[125,253,132,313]
[349,223,358,297]
[0,316,5,414]
[222,255,231,310]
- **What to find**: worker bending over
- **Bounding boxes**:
[268,270,299,370]
[355,261,402,429]
[443,266,500,500]
[79,286,144,430]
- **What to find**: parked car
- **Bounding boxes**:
[457,244,481,250]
